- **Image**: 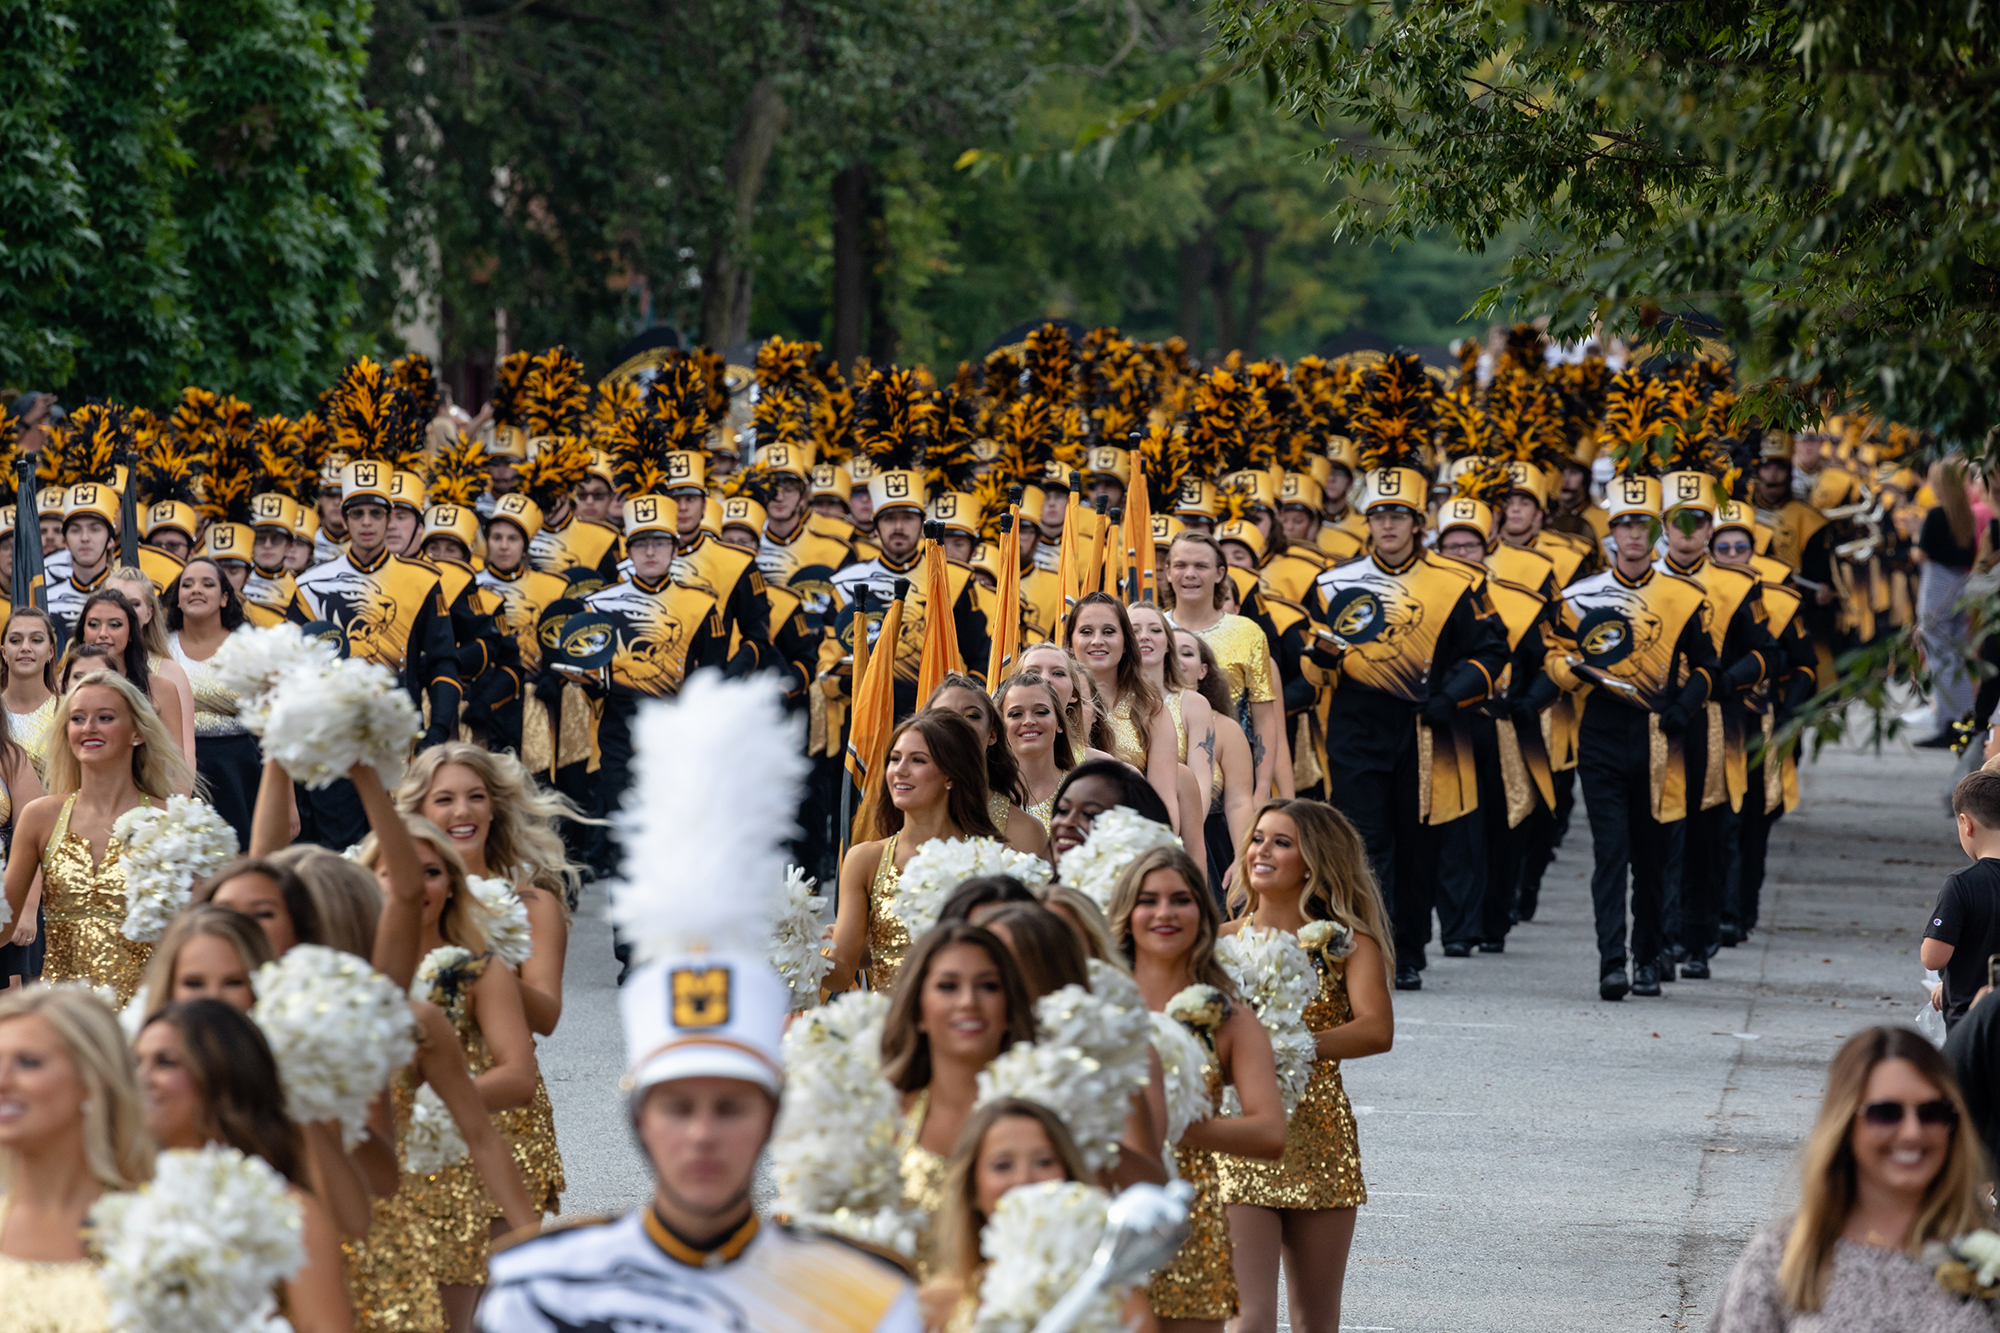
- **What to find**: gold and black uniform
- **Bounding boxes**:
[1655,554,1777,967]
[672,531,773,677]
[241,567,313,628]
[756,523,854,629]
[46,563,111,634]
[472,563,569,752]
[528,513,625,585]
[297,548,462,747]
[824,550,991,718]
[1548,564,1721,978]
[1733,577,1815,940]
[1309,551,1508,968]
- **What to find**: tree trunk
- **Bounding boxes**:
[1241,226,1273,356]
[831,162,869,372]
[699,77,788,350]
[1210,253,1240,356]
[863,173,896,363]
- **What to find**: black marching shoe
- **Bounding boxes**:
[1679,955,1711,979]
[1719,922,1741,947]
[1442,941,1473,958]
[1631,961,1663,996]
[1395,963,1423,991]
[1658,955,1678,982]
[1478,939,1505,953]
[1600,966,1631,1002]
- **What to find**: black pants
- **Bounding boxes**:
[1678,800,1733,960]
[296,777,368,852]
[1517,764,1576,920]
[193,731,262,851]
[1325,712,1433,968]
[1578,702,1683,973]
[1434,719,1517,947]
[1730,774,1782,936]
[596,697,640,975]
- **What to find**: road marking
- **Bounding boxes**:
[1351,1107,1478,1116]
[1400,1019,1515,1028]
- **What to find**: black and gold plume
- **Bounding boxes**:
[854,367,936,473]
[489,351,532,430]
[1348,352,1436,473]
[1601,369,1675,477]
[426,431,489,507]
[327,357,429,470]
[390,353,443,427]
[248,416,307,500]
[46,401,133,491]
[518,434,594,511]
[521,346,587,438]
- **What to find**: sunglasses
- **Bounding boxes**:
[1713,541,1753,555]
[1860,1099,1958,1127]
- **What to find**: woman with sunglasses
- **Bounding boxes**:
[1714,1026,1994,1330]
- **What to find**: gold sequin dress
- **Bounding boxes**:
[896,1089,949,1281]
[0,1201,112,1333]
[1149,1053,1236,1321]
[1106,694,1149,771]
[1171,613,1274,717]
[866,834,909,992]
[40,795,150,1005]
[1217,953,1366,1210]
[343,1072,446,1333]
[7,696,58,779]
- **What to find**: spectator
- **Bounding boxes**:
[1912,459,1979,747]
[1944,985,2000,1174]
[1922,770,2000,1029]
[1713,1026,1991,1331]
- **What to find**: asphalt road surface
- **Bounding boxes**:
[538,737,1968,1331]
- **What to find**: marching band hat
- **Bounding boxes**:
[663,451,707,497]
[290,504,319,544]
[143,500,199,545]
[928,490,978,537]
[1503,460,1551,507]
[624,494,679,542]
[1660,470,1718,519]
[1605,474,1663,524]
[1279,472,1323,512]
[338,461,393,509]
[1085,445,1131,489]
[250,492,297,533]
[809,462,853,504]
[701,496,723,537]
[200,522,254,564]
[867,469,925,517]
[720,494,767,539]
[490,492,544,544]
[1214,518,1265,562]
[1713,500,1756,537]
[1361,466,1429,517]
[1019,482,1047,527]
[389,470,427,514]
[752,443,813,481]
[422,504,479,555]
[1436,497,1494,540]
[1150,513,1185,547]
[37,486,66,518]
[621,955,789,1098]
[63,482,119,530]
[1324,435,1357,475]
[488,424,530,461]
[1223,469,1277,513]
[587,449,617,489]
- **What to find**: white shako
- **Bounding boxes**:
[478,672,921,1333]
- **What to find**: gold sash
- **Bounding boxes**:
[1701,701,1728,812]
[1649,713,1687,823]
[1418,719,1480,825]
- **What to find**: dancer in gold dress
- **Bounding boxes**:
[829,711,1000,994]
[993,671,1073,834]
[1,606,62,778]
[1068,593,1181,827]
[0,986,154,1333]
[1108,844,1284,1333]
[1217,800,1396,1333]
[925,673,1051,858]
[879,922,1036,1278]
[3,673,194,1005]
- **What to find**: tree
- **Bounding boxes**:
[0,0,92,390]
[1204,0,2000,440]
[177,0,387,411]
[56,0,195,404]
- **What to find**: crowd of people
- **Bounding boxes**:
[0,319,1963,1331]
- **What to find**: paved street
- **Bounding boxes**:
[539,737,1968,1330]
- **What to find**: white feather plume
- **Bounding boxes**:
[609,671,810,962]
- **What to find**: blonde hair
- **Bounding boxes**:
[1778,1026,1993,1311]
[1015,644,1091,756]
[106,567,172,659]
[1228,799,1394,966]
[1106,846,1234,996]
[0,986,155,1192]
[356,814,488,952]
[1125,601,1186,691]
[137,903,276,1021]
[934,1099,1088,1297]
[1033,882,1124,968]
[43,671,197,802]
[392,742,586,907]
[268,846,383,959]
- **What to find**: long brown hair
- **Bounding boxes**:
[935,1099,1088,1295]
[1125,600,1186,691]
[138,903,276,1021]
[1174,628,1233,717]
[863,709,999,843]
[993,670,1076,772]
[0,605,60,694]
[979,902,1089,1000]
[1015,643,1091,755]
[267,846,383,959]
[192,858,323,952]
[143,1000,306,1186]
[1778,1026,1992,1311]
[879,923,1036,1093]
[1107,845,1235,996]
[1064,591,1161,730]
[926,673,1026,807]
[1229,799,1394,965]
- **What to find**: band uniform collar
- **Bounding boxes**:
[644,1207,759,1268]
[349,546,393,575]
[1371,550,1420,576]
[1612,563,1654,589]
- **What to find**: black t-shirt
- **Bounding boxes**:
[1919,506,1978,569]
[1926,858,2000,1026]
[1945,993,2000,1172]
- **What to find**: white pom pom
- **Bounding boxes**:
[251,946,416,1148]
[92,1144,304,1333]
[465,875,532,968]
[1149,1011,1214,1144]
[211,624,339,735]
[768,865,833,1012]
[610,672,809,961]
[119,795,241,943]
[1060,806,1181,912]
[1216,926,1317,1117]
[402,1084,469,1176]
[973,1181,1127,1333]
[262,657,421,789]
[893,838,1049,940]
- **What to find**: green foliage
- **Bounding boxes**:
[57,0,195,403]
[0,1,91,389]
[177,0,387,411]
[1204,0,2000,442]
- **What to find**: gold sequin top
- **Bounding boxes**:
[168,632,247,736]
[987,792,1012,834]
[1216,948,1366,1211]
[8,695,59,779]
[1107,693,1148,771]
[1174,613,1273,714]
[1166,690,1187,762]
[0,1201,113,1333]
[39,794,152,1005]
[1025,791,1056,833]
[866,834,908,993]
[896,1089,949,1281]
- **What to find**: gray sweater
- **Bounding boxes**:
[1716,1221,2000,1333]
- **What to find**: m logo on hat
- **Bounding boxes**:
[149,503,174,523]
[667,455,693,480]
[1447,500,1477,522]
[723,499,752,522]
[1178,479,1203,504]
[1091,447,1117,470]
[883,474,910,499]
[210,526,238,552]
[352,463,380,489]
[253,495,284,521]
[499,494,530,516]
[73,484,100,507]
[1673,475,1702,503]
[1507,463,1532,485]
[768,446,792,469]
[434,505,460,525]
[1281,475,1302,499]
[1377,471,1405,498]
[632,497,659,526]
[812,464,837,487]
[1614,478,1648,505]
[934,494,958,519]
[671,966,731,1029]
